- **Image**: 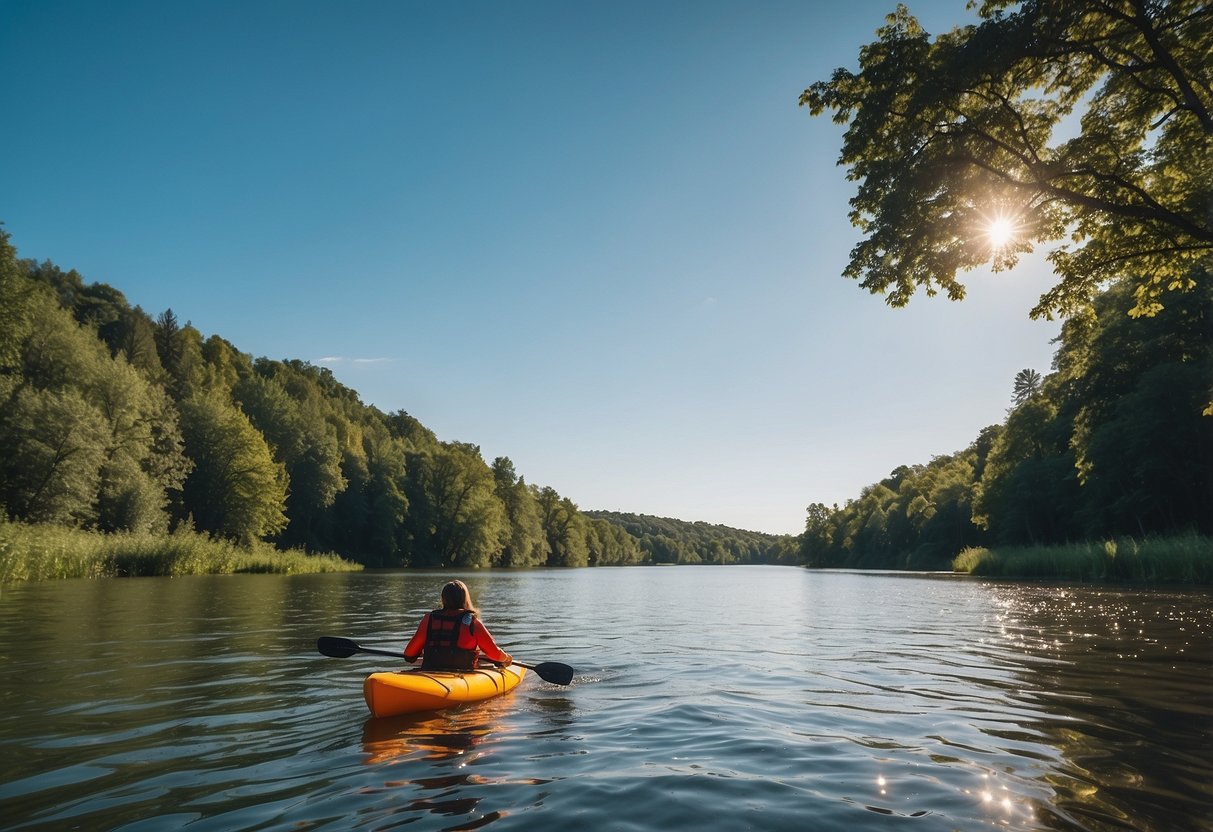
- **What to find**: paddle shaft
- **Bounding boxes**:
[321,637,542,672]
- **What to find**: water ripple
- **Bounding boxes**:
[1,569,1211,831]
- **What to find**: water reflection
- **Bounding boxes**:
[981,583,1213,831]
[355,690,567,830]
[361,712,500,765]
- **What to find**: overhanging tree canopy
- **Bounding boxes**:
[801,0,1212,319]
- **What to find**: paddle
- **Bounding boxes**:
[316,636,575,686]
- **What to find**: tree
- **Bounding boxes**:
[354,421,409,564]
[0,387,108,524]
[112,306,165,381]
[1065,272,1211,475]
[88,354,189,533]
[385,409,439,450]
[404,443,506,567]
[1078,362,1212,535]
[0,280,188,532]
[535,486,590,567]
[801,1,1213,319]
[585,517,644,565]
[234,372,346,547]
[0,264,192,533]
[903,451,984,566]
[1012,368,1043,405]
[177,391,288,542]
[491,457,549,567]
[200,334,249,392]
[153,309,183,384]
[801,502,835,566]
[972,396,1080,544]
[328,419,409,566]
[1058,275,1213,534]
[173,325,206,397]
[0,227,37,377]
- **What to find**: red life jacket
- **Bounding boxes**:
[421,609,478,670]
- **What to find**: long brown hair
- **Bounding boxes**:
[440,580,476,614]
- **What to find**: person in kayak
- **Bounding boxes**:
[403,580,513,671]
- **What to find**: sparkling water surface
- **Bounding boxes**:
[1,567,1210,831]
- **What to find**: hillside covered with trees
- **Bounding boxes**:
[1,229,800,570]
[586,511,799,565]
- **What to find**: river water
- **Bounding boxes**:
[0,567,1210,831]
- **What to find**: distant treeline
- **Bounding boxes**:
[586,511,799,565]
[0,230,790,569]
[800,272,1212,571]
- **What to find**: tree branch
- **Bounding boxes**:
[1130,0,1213,132]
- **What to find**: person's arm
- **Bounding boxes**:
[472,619,512,665]
[403,614,429,663]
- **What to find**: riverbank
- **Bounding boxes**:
[952,533,1212,584]
[0,521,362,582]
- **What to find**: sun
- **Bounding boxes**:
[986,216,1016,249]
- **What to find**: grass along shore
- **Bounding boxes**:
[952,534,1212,584]
[0,520,362,582]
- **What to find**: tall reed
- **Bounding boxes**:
[952,533,1212,584]
[0,521,362,582]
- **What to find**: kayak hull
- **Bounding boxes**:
[363,665,526,718]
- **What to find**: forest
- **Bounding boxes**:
[0,228,796,570]
[799,275,1212,570]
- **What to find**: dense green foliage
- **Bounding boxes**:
[802,0,1212,319]
[800,275,1212,571]
[587,511,800,565]
[953,534,1212,583]
[0,519,360,581]
[1,228,788,571]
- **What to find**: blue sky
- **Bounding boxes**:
[1,1,1060,535]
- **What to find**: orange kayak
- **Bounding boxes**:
[363,665,527,718]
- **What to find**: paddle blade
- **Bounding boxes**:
[531,661,575,686]
[317,636,360,658]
